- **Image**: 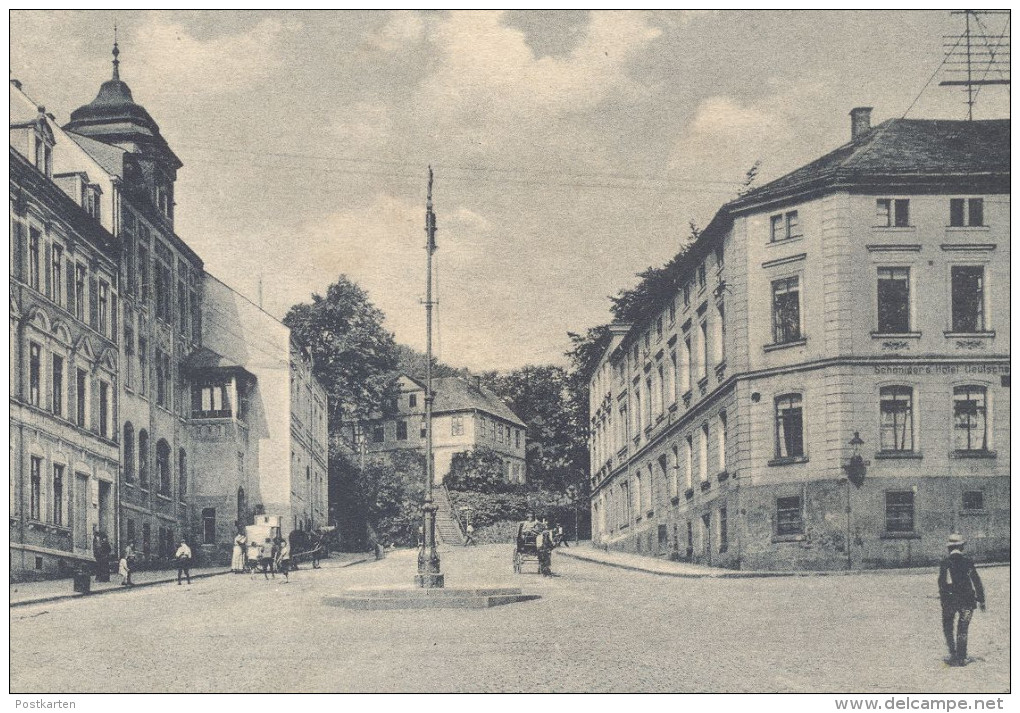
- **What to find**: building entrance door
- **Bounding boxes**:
[74,473,89,550]
[97,480,112,537]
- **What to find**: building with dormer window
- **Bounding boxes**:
[10,44,330,578]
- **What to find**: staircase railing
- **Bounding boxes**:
[435,484,465,544]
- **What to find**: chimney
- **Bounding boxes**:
[473,375,482,392]
[850,107,873,141]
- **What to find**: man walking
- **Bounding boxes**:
[175,540,193,585]
[938,533,985,666]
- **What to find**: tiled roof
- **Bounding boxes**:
[432,377,526,427]
[65,132,126,178]
[729,118,1010,210]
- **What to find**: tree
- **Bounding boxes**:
[480,365,588,494]
[445,447,513,493]
[284,275,400,430]
[393,343,466,382]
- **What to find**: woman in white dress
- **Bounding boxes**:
[231,531,247,573]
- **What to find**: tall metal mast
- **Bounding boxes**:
[415,167,444,589]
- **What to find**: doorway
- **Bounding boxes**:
[74,473,89,550]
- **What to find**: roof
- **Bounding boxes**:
[66,132,126,178]
[182,347,255,380]
[729,118,1010,211]
[432,377,526,427]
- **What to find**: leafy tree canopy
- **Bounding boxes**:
[284,275,400,429]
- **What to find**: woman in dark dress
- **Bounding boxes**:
[93,532,112,582]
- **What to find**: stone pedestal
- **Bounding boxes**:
[413,573,445,588]
[324,586,539,610]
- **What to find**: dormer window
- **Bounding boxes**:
[33,124,53,178]
[82,183,102,220]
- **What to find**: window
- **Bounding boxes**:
[697,264,707,290]
[876,199,910,227]
[644,376,652,425]
[885,491,915,533]
[684,435,693,489]
[718,411,727,472]
[515,430,521,448]
[682,335,692,394]
[657,364,666,415]
[682,283,690,308]
[28,228,40,290]
[669,301,676,324]
[396,420,408,441]
[449,415,464,436]
[656,316,663,342]
[699,423,709,482]
[776,496,803,535]
[771,277,802,344]
[138,429,149,489]
[409,394,417,408]
[953,386,988,452]
[194,383,230,417]
[126,519,135,548]
[715,300,726,363]
[699,320,709,379]
[99,381,110,438]
[877,268,910,333]
[718,507,727,552]
[962,490,984,512]
[123,423,135,482]
[138,337,148,395]
[52,355,64,417]
[774,394,804,459]
[770,211,801,242]
[29,343,41,407]
[668,351,678,404]
[372,424,384,443]
[879,386,914,452]
[950,198,984,227]
[52,464,64,526]
[51,244,63,306]
[30,456,42,520]
[620,481,631,525]
[202,508,216,545]
[142,523,151,558]
[76,368,87,427]
[98,281,109,334]
[177,279,188,334]
[75,264,86,321]
[138,242,149,301]
[951,266,985,333]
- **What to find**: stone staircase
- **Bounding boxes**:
[434,485,465,546]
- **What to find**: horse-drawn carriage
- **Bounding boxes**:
[513,528,553,576]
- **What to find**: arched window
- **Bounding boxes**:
[178,449,187,499]
[156,439,171,496]
[123,422,135,483]
[138,429,149,489]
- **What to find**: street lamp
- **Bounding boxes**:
[566,484,579,545]
[839,431,869,570]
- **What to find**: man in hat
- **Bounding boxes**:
[937,533,985,666]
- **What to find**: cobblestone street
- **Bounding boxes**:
[9,545,1009,693]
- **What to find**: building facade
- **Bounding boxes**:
[189,274,328,563]
[361,374,527,484]
[10,49,330,577]
[10,85,122,577]
[589,109,1009,570]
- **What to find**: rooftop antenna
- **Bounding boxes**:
[939,10,1010,120]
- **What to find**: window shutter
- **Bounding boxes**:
[12,222,25,281]
[65,259,75,316]
[89,275,98,328]
[44,243,52,297]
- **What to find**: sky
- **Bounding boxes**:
[9,10,1010,371]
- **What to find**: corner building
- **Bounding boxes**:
[589,110,1009,570]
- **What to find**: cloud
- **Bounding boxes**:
[127,15,301,96]
[363,12,426,52]
[421,11,662,124]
